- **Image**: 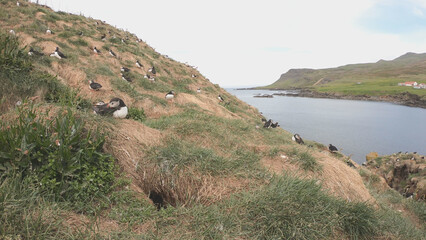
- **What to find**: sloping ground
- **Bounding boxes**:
[261,145,374,203]
[1,1,425,239]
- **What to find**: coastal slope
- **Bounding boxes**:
[0,0,425,239]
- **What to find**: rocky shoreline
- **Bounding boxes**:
[239,88,426,109]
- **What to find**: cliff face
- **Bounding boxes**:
[365,153,426,201]
[1,1,425,239]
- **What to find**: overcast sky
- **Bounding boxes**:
[32,0,426,87]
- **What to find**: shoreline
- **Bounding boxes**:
[236,88,426,109]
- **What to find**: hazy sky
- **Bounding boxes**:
[32,0,426,87]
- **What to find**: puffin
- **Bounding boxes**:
[89,80,102,91]
[329,144,338,153]
[270,122,279,128]
[149,76,155,82]
[9,29,15,35]
[292,134,305,145]
[121,73,132,82]
[218,95,224,102]
[93,47,101,54]
[197,88,201,93]
[28,47,43,56]
[46,29,53,34]
[101,34,106,41]
[148,66,156,75]
[50,47,67,59]
[78,31,83,36]
[93,98,128,118]
[263,119,272,128]
[16,1,19,6]
[109,49,117,57]
[191,74,197,78]
[165,91,175,100]
[121,66,130,72]
[136,60,143,68]
[144,74,150,79]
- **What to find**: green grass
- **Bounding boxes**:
[178,174,378,240]
[316,77,426,97]
[286,148,322,172]
[68,38,88,47]
[145,109,260,153]
[0,175,69,239]
[146,137,262,177]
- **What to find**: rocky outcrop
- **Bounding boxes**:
[365,153,425,201]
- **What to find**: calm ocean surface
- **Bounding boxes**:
[226,89,426,164]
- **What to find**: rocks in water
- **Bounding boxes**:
[253,94,273,98]
[366,152,379,162]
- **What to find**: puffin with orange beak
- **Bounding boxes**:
[93,98,128,118]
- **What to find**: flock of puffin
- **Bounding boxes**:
[16,3,344,157]
[291,132,339,153]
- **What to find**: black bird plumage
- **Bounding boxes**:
[89,80,102,90]
[109,49,117,57]
[28,47,43,56]
[121,66,130,72]
[329,144,338,153]
[148,66,156,74]
[292,134,304,144]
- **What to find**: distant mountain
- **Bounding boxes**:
[264,52,426,93]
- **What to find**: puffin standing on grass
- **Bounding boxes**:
[121,73,132,82]
[218,95,224,102]
[136,60,143,68]
[329,144,338,153]
[292,134,305,145]
[89,80,102,91]
[50,47,67,59]
[93,47,101,54]
[109,49,117,58]
[148,66,156,75]
[165,91,175,100]
[93,98,128,118]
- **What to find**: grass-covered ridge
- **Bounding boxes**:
[1,0,425,239]
[262,53,426,100]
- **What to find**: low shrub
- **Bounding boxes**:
[0,103,115,201]
[127,107,146,122]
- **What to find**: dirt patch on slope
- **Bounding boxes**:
[261,146,375,204]
[104,119,162,193]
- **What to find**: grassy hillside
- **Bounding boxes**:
[263,52,426,98]
[1,0,425,239]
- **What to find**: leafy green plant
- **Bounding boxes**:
[0,103,115,201]
[127,107,146,122]
[0,31,32,74]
